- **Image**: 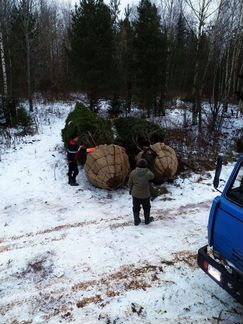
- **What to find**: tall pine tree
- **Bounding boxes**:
[119,6,135,115]
[133,0,165,117]
[69,0,113,110]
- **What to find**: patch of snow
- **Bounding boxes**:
[0,101,242,324]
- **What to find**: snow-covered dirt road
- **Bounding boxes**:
[0,103,242,324]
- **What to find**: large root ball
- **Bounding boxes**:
[136,143,178,183]
[85,144,130,189]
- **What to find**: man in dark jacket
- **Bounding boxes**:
[128,159,155,225]
[67,136,86,186]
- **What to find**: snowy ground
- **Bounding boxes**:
[0,102,242,324]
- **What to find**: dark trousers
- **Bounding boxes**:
[68,162,79,183]
[132,196,151,224]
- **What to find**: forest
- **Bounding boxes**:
[0,0,243,131]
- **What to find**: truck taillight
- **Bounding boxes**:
[202,260,221,282]
[203,261,209,271]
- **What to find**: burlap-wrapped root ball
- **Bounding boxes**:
[136,143,178,183]
[84,144,130,189]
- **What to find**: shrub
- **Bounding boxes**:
[0,96,17,127]
[114,117,165,154]
[62,102,114,147]
[16,106,32,127]
[236,130,243,153]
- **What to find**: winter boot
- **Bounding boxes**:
[71,176,79,186]
[134,219,141,226]
[145,217,154,225]
[71,182,79,186]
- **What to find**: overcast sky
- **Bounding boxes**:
[67,0,140,16]
[66,0,219,20]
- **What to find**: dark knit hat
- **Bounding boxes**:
[136,158,148,168]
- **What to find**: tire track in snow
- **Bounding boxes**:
[0,200,218,323]
[0,252,198,321]
[0,200,211,255]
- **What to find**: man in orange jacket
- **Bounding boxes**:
[67,135,96,186]
[67,136,82,186]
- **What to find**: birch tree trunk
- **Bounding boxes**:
[0,30,7,96]
[18,0,35,112]
[25,31,33,112]
[0,0,8,97]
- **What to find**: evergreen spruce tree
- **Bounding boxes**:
[69,0,114,110]
[133,0,165,117]
[119,6,135,115]
[171,13,187,94]
[109,0,122,116]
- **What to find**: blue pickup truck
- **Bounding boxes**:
[197,155,243,304]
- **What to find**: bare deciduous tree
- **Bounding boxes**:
[15,0,38,111]
[0,0,10,97]
[0,31,7,96]
[184,0,219,128]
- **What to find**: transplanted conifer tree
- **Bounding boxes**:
[133,0,165,117]
[68,0,114,111]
